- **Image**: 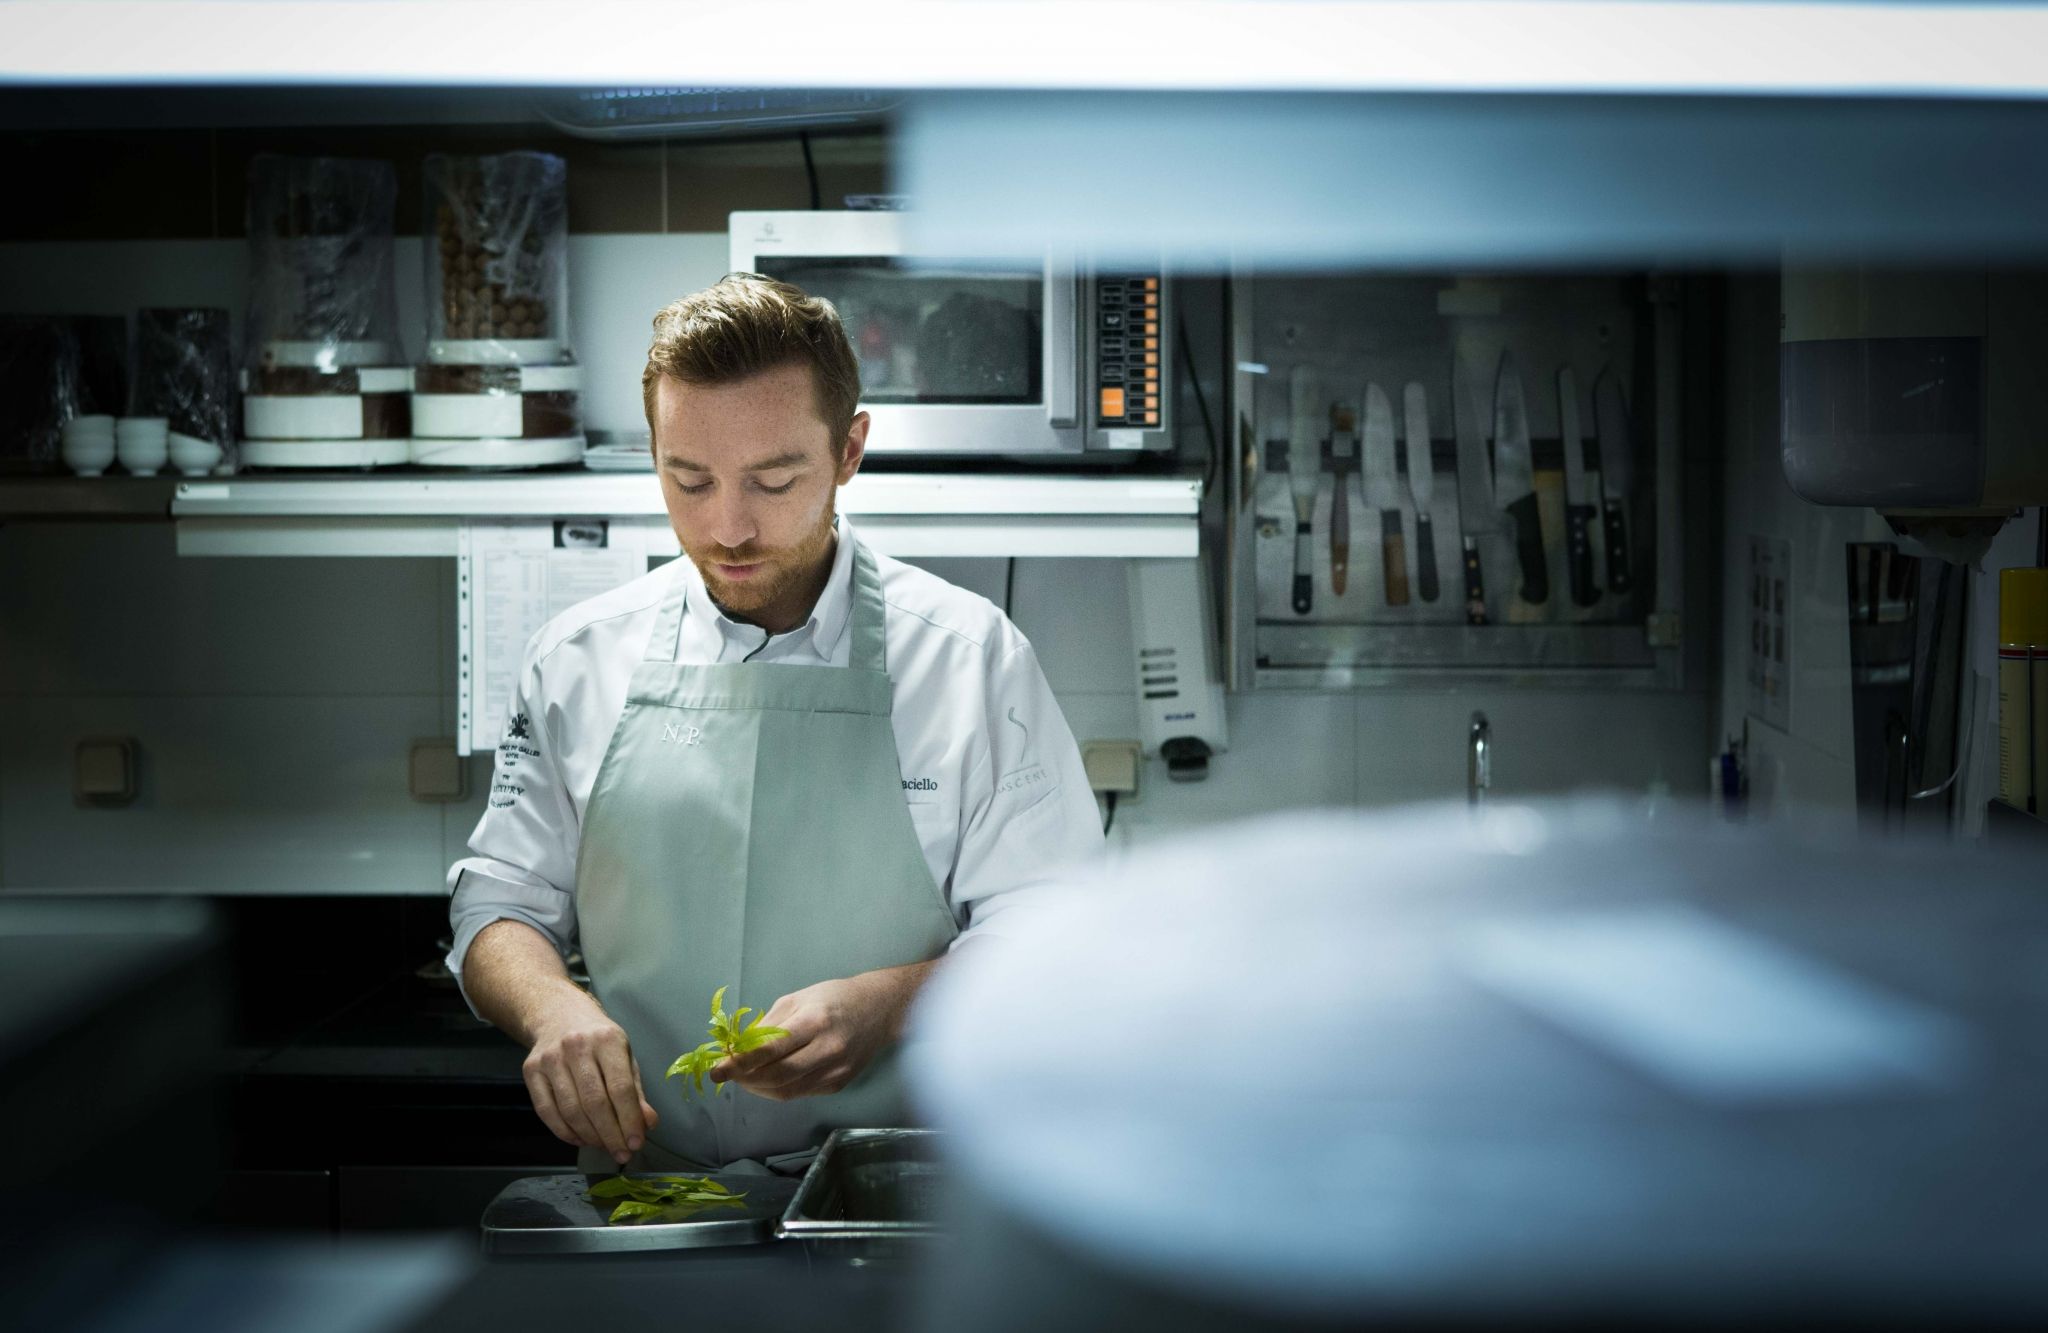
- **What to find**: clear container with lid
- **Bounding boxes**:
[239,155,411,469]
[413,151,583,468]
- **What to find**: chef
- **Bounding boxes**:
[445,273,1105,1176]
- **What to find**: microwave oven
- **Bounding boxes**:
[728,211,1170,458]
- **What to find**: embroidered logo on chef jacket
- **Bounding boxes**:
[996,707,1048,796]
[902,777,939,792]
[493,711,543,807]
[660,722,704,747]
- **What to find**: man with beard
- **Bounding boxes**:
[446,273,1104,1174]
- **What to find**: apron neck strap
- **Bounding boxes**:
[847,538,888,674]
[646,568,689,663]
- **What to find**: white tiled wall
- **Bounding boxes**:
[1,525,1714,893]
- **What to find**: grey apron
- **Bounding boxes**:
[574,537,959,1173]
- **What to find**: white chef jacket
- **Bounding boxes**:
[445,516,1105,1010]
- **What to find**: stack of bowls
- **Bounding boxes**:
[59,415,116,476]
[115,416,169,477]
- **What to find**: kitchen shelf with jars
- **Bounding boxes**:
[1223,270,1685,690]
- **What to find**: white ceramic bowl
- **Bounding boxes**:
[168,432,224,477]
[61,436,116,477]
[116,434,169,477]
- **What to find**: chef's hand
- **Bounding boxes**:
[523,995,659,1166]
[712,960,938,1101]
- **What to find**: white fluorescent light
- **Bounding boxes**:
[1,2,2047,100]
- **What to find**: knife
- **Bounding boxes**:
[1402,382,1440,603]
[1452,344,1498,625]
[1362,383,1408,607]
[1557,366,1599,607]
[1492,351,1548,606]
[1287,365,1320,615]
[1593,367,1635,597]
[1326,403,1356,598]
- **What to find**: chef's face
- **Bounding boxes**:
[653,363,867,623]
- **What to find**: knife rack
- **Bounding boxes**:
[1225,271,1684,691]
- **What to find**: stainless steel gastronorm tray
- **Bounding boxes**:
[480,1170,802,1255]
[779,1128,944,1240]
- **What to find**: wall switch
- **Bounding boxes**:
[1082,739,1142,799]
[74,736,137,807]
[410,738,468,802]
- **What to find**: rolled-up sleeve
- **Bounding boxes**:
[949,639,1106,947]
[445,648,582,1015]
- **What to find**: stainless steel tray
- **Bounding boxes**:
[779,1128,944,1241]
[480,1170,801,1255]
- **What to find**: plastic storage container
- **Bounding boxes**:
[412,151,584,469]
[239,155,410,470]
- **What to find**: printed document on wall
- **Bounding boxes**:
[460,520,644,754]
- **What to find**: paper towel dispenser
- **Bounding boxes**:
[1780,267,2048,514]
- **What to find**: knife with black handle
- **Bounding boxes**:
[1402,382,1441,603]
[1593,367,1635,597]
[1288,365,1320,614]
[1327,404,1356,598]
[1452,346,1496,625]
[1557,365,1600,607]
[1493,351,1548,606]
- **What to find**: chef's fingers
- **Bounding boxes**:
[571,1057,633,1165]
[596,1040,649,1151]
[630,1056,659,1130]
[713,1023,811,1085]
[523,1066,579,1146]
[548,1065,606,1155]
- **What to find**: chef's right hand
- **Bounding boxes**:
[523,1001,658,1166]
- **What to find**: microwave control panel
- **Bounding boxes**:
[1094,275,1167,443]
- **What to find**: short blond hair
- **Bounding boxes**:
[641,272,861,453]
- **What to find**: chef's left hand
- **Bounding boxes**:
[711,960,937,1101]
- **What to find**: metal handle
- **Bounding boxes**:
[1044,257,1080,428]
[1468,711,1491,807]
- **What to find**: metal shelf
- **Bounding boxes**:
[166,471,1203,559]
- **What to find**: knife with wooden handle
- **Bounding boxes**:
[1288,366,1321,614]
[1327,404,1356,597]
[1363,383,1408,607]
[1402,382,1440,603]
[1558,365,1600,607]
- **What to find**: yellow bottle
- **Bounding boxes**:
[1998,567,2048,815]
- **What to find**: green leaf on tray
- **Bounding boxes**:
[587,1173,748,1224]
[662,984,791,1098]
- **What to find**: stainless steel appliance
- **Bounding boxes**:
[729,210,1171,458]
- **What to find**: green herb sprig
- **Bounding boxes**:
[585,1173,747,1226]
[664,985,790,1097]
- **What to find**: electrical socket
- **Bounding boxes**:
[1081,739,1142,800]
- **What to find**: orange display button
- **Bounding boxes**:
[1144,278,1158,290]
[1143,337,1158,350]
[1140,366,1159,379]
[1144,411,1159,424]
[1142,323,1158,336]
[1145,351,1159,365]
[1100,386,1126,418]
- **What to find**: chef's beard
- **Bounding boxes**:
[686,492,839,625]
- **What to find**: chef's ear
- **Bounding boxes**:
[837,412,870,484]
